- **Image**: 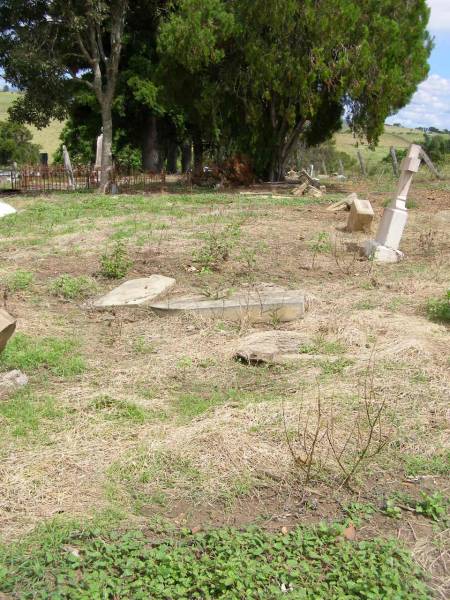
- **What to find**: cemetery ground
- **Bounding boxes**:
[0,173,448,598]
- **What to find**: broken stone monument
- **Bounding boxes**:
[0,309,16,354]
[364,144,422,262]
[63,145,75,190]
[346,198,374,232]
[95,133,103,169]
[0,370,28,400]
[150,287,308,324]
[93,275,176,308]
[0,200,17,218]
[235,331,312,364]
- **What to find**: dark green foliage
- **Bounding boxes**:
[0,522,431,599]
[0,120,40,165]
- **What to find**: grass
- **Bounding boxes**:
[0,333,85,377]
[89,395,154,423]
[2,269,34,292]
[49,274,97,300]
[0,390,64,439]
[0,519,432,599]
[404,451,450,477]
[426,290,450,323]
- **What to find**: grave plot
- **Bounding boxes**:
[0,181,448,597]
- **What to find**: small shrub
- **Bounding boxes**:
[426,290,450,323]
[194,223,241,271]
[100,241,132,279]
[0,333,85,377]
[4,270,34,292]
[49,274,97,300]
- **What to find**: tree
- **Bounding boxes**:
[0,0,130,189]
[0,120,40,165]
[160,0,432,180]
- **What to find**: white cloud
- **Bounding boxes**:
[386,74,450,129]
[428,0,450,32]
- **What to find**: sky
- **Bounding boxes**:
[386,0,450,129]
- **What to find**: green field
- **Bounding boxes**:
[0,91,64,161]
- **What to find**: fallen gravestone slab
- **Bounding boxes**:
[0,370,28,400]
[0,201,17,218]
[150,289,308,323]
[0,309,16,353]
[235,331,311,364]
[347,198,374,232]
[327,193,357,212]
[93,275,175,308]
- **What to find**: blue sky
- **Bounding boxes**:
[386,0,450,129]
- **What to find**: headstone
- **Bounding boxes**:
[0,370,28,400]
[309,164,315,178]
[0,200,17,218]
[235,331,312,364]
[292,182,308,197]
[62,145,75,190]
[347,198,374,232]
[95,133,103,169]
[150,288,309,324]
[0,309,16,353]
[364,144,422,262]
[93,275,176,308]
[327,192,357,212]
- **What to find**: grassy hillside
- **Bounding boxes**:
[0,91,64,162]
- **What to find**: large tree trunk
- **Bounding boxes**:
[166,140,178,173]
[269,118,306,181]
[142,115,160,171]
[100,103,113,190]
[181,141,192,172]
[193,136,204,175]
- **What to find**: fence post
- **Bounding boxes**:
[390,146,399,177]
[419,148,441,179]
[357,150,367,176]
[321,159,328,177]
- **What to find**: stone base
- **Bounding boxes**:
[364,240,404,263]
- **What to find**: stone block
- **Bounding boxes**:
[400,157,421,173]
[0,370,28,400]
[235,331,311,364]
[93,275,176,308]
[0,309,16,353]
[150,289,308,324]
[347,198,374,232]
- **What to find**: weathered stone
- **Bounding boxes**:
[150,289,308,323]
[346,198,374,232]
[292,182,308,197]
[327,193,357,213]
[0,309,16,353]
[0,200,17,218]
[0,370,28,400]
[308,185,323,198]
[93,275,176,308]
[235,331,311,364]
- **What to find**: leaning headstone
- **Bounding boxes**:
[0,370,28,400]
[347,198,374,232]
[292,182,308,197]
[364,144,421,262]
[327,192,357,212]
[0,309,16,353]
[235,331,312,364]
[0,200,17,218]
[150,288,308,324]
[93,275,176,308]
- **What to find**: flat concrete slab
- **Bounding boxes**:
[0,201,17,218]
[150,289,308,323]
[235,331,311,364]
[0,309,16,353]
[93,275,176,308]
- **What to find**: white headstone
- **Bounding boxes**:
[0,200,17,218]
[364,144,421,262]
[62,145,75,190]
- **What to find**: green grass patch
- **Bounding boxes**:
[426,290,450,323]
[0,333,85,377]
[89,395,154,423]
[49,274,97,300]
[0,520,431,599]
[298,337,346,355]
[2,269,34,292]
[404,451,450,477]
[0,390,64,439]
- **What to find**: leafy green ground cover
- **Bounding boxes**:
[0,521,431,599]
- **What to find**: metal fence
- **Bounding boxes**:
[6,165,166,194]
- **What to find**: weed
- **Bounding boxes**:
[418,230,438,256]
[194,222,241,271]
[3,270,34,293]
[404,451,450,477]
[426,290,450,323]
[384,492,449,524]
[49,274,97,300]
[318,357,353,376]
[100,241,132,279]
[342,501,376,525]
[299,338,346,355]
[132,336,157,355]
[89,395,151,423]
[0,333,85,377]
[309,231,331,268]
[0,521,431,599]
[354,299,376,310]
